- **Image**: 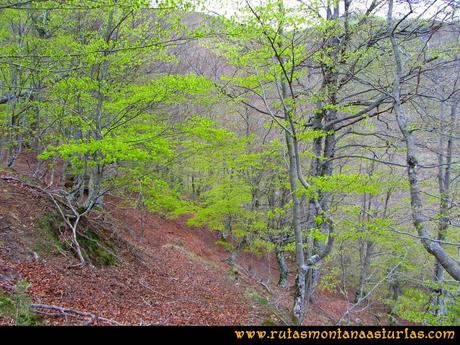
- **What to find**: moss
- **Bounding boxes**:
[36,211,117,267]
[216,239,233,252]
[227,267,239,282]
[244,289,287,326]
[261,318,277,326]
[0,293,15,318]
[35,212,66,256]
[77,228,117,267]
[245,289,269,306]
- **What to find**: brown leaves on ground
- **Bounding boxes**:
[0,173,265,325]
[0,161,397,326]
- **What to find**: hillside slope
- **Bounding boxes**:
[0,171,273,325]
[0,155,395,326]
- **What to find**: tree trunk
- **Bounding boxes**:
[286,130,307,324]
[356,239,373,303]
[275,2,307,322]
[275,246,288,288]
[356,190,375,303]
[430,93,458,317]
[387,0,460,281]
[305,266,320,304]
[85,166,104,209]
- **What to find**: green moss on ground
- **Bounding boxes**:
[36,212,117,267]
[77,228,117,266]
[35,212,65,256]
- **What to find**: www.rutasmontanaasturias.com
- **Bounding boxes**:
[234,327,456,341]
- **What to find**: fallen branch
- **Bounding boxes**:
[257,280,272,294]
[233,264,272,293]
[30,303,122,325]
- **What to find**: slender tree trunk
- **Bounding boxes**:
[430,94,458,317]
[356,239,373,303]
[7,68,21,168]
[226,238,247,266]
[276,246,288,288]
[286,130,307,324]
[85,167,104,209]
[356,188,375,303]
[389,275,402,301]
[302,1,340,305]
[275,1,307,323]
[304,110,323,304]
[30,12,48,178]
[431,261,446,316]
[83,8,117,210]
[70,215,85,265]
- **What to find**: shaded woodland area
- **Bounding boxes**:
[0,0,459,326]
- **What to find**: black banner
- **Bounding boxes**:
[0,326,458,344]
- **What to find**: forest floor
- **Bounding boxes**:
[0,153,398,325]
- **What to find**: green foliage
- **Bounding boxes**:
[318,266,341,293]
[393,287,460,326]
[307,173,383,196]
[0,280,41,326]
[0,293,15,322]
[1,0,459,327]
[188,181,252,230]
[142,177,196,217]
[260,318,278,326]
[245,289,269,306]
[228,267,239,282]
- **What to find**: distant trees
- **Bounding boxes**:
[202,0,460,324]
[208,0,395,323]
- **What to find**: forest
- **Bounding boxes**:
[0,0,459,327]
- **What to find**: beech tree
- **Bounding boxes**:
[1,0,459,325]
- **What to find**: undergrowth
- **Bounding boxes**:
[0,280,41,325]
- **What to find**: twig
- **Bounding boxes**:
[335,251,407,325]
